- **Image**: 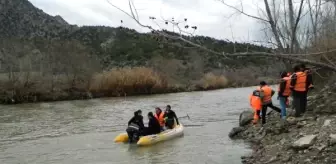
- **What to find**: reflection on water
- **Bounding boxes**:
[0,85,280,164]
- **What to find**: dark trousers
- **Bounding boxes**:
[165,118,175,129]
[292,91,307,117]
[126,129,140,143]
[258,102,281,124]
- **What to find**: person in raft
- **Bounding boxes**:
[143,112,162,135]
[154,107,166,131]
[249,90,262,124]
[126,110,144,143]
[164,105,180,129]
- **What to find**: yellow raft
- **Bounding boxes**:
[114,124,184,146]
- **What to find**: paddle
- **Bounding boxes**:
[178,114,190,120]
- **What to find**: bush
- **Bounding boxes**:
[89,67,169,96]
[196,73,229,90]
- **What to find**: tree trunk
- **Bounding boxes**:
[264,0,284,52]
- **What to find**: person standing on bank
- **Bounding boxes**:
[249,89,262,124]
[299,64,314,112]
[278,71,292,119]
[258,81,281,124]
[290,65,313,117]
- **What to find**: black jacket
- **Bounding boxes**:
[128,115,144,130]
[278,79,287,97]
[164,110,179,125]
[146,118,161,135]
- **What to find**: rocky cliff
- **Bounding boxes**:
[0,0,76,39]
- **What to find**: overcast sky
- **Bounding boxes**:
[29,0,266,43]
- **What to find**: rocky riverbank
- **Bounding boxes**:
[229,83,336,164]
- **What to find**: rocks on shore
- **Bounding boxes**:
[292,134,317,150]
[229,127,245,138]
[229,83,336,164]
[239,110,253,127]
[230,90,336,164]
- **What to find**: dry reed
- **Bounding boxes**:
[89,67,168,95]
[196,73,229,90]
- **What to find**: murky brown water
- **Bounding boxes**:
[0,86,271,164]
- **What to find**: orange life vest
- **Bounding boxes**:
[257,85,272,104]
[278,77,291,96]
[249,92,262,111]
[154,112,165,126]
[249,90,261,124]
[293,71,307,92]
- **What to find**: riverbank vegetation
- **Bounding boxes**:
[0,65,232,104]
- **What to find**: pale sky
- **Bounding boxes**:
[29,0,266,43]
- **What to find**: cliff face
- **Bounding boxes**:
[0,0,76,39]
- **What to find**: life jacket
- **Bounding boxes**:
[154,112,165,127]
[257,85,272,104]
[127,122,140,131]
[293,71,307,92]
[249,90,262,111]
[278,77,291,96]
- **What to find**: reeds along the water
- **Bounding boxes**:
[89,67,168,95]
[196,72,229,90]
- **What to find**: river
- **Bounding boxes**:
[0,86,276,164]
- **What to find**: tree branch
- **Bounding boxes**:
[106,0,336,72]
[218,0,269,22]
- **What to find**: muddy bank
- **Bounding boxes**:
[230,83,336,164]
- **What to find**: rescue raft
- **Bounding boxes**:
[114,124,184,146]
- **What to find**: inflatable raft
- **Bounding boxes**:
[114,124,184,146]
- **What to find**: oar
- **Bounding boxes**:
[178,114,190,120]
[183,124,204,127]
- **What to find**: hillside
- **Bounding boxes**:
[0,0,283,104]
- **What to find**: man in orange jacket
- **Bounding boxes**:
[258,81,281,124]
[249,90,262,124]
[290,65,313,117]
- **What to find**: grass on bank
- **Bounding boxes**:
[89,67,169,95]
[196,73,229,90]
[0,67,231,104]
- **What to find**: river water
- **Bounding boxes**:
[0,86,275,164]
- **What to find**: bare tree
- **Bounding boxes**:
[105,0,336,71]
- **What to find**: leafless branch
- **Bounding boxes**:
[106,0,336,72]
[322,54,336,67]
[218,0,269,22]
